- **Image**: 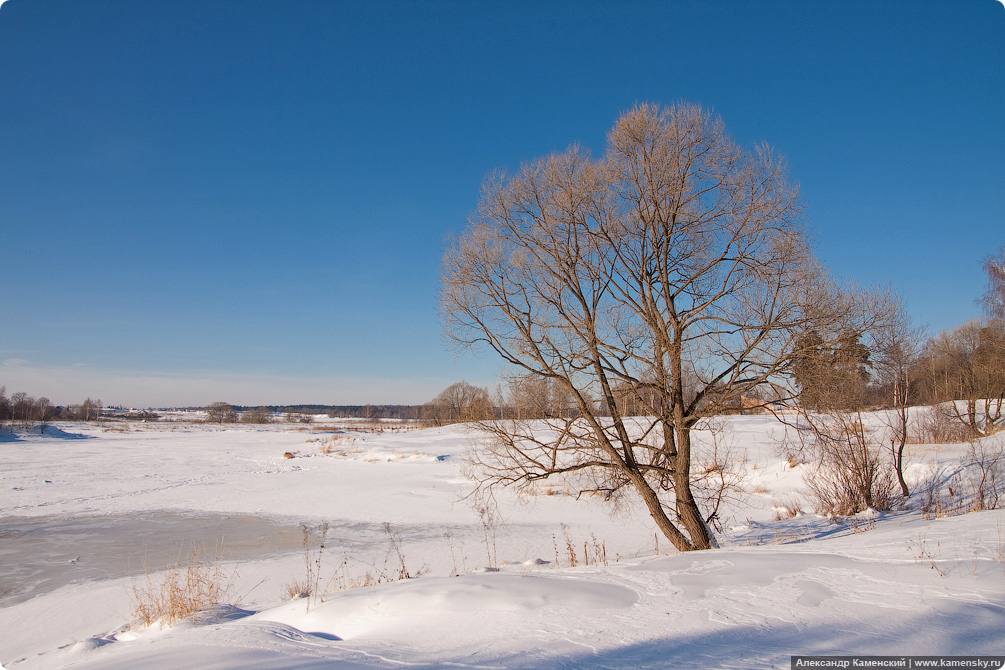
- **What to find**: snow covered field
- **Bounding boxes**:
[1,415,1003,669]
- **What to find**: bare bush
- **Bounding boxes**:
[283,522,424,608]
[797,413,897,515]
[284,408,315,424]
[240,407,273,424]
[283,522,329,611]
[965,437,1004,511]
[915,438,1004,517]
[910,404,974,444]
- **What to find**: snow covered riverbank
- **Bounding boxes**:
[1,417,1003,669]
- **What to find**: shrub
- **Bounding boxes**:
[966,436,1004,511]
[240,407,273,424]
[801,414,898,515]
[910,404,973,444]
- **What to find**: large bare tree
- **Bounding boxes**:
[442,103,866,551]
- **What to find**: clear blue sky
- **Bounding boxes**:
[1,0,1002,407]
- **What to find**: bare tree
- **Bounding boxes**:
[66,397,104,422]
[422,381,494,426]
[10,392,35,429]
[787,290,906,514]
[442,102,872,551]
[871,294,924,496]
[35,397,52,433]
[82,397,103,422]
[0,387,9,429]
[205,402,238,423]
[502,374,579,420]
[982,247,1005,320]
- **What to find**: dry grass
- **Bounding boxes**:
[131,547,233,628]
[771,498,802,521]
[534,483,575,496]
[849,517,876,533]
[770,529,814,545]
[554,524,608,567]
[907,536,947,577]
[282,522,426,610]
[317,434,362,457]
[282,576,313,601]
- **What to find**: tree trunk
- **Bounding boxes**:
[672,426,714,550]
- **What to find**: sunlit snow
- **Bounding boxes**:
[1,414,1002,669]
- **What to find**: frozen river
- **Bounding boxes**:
[0,512,304,606]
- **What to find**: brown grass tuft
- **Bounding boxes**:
[131,547,233,628]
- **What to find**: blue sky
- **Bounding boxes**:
[1,0,1002,407]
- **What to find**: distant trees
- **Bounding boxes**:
[205,402,238,423]
[787,299,907,514]
[0,387,56,431]
[791,331,872,411]
[422,381,494,426]
[63,397,103,422]
[284,408,315,424]
[914,320,1005,437]
[500,374,579,420]
[785,242,1005,512]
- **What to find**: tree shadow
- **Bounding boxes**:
[534,599,1005,669]
[38,425,93,439]
[0,425,93,441]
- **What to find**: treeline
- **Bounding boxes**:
[790,317,1004,437]
[421,248,1005,434]
[422,316,1004,432]
[0,387,105,431]
[199,402,426,424]
[247,404,425,420]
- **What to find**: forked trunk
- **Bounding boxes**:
[630,471,696,552]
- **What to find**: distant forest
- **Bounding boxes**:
[231,405,423,420]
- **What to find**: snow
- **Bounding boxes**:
[1,415,1003,669]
